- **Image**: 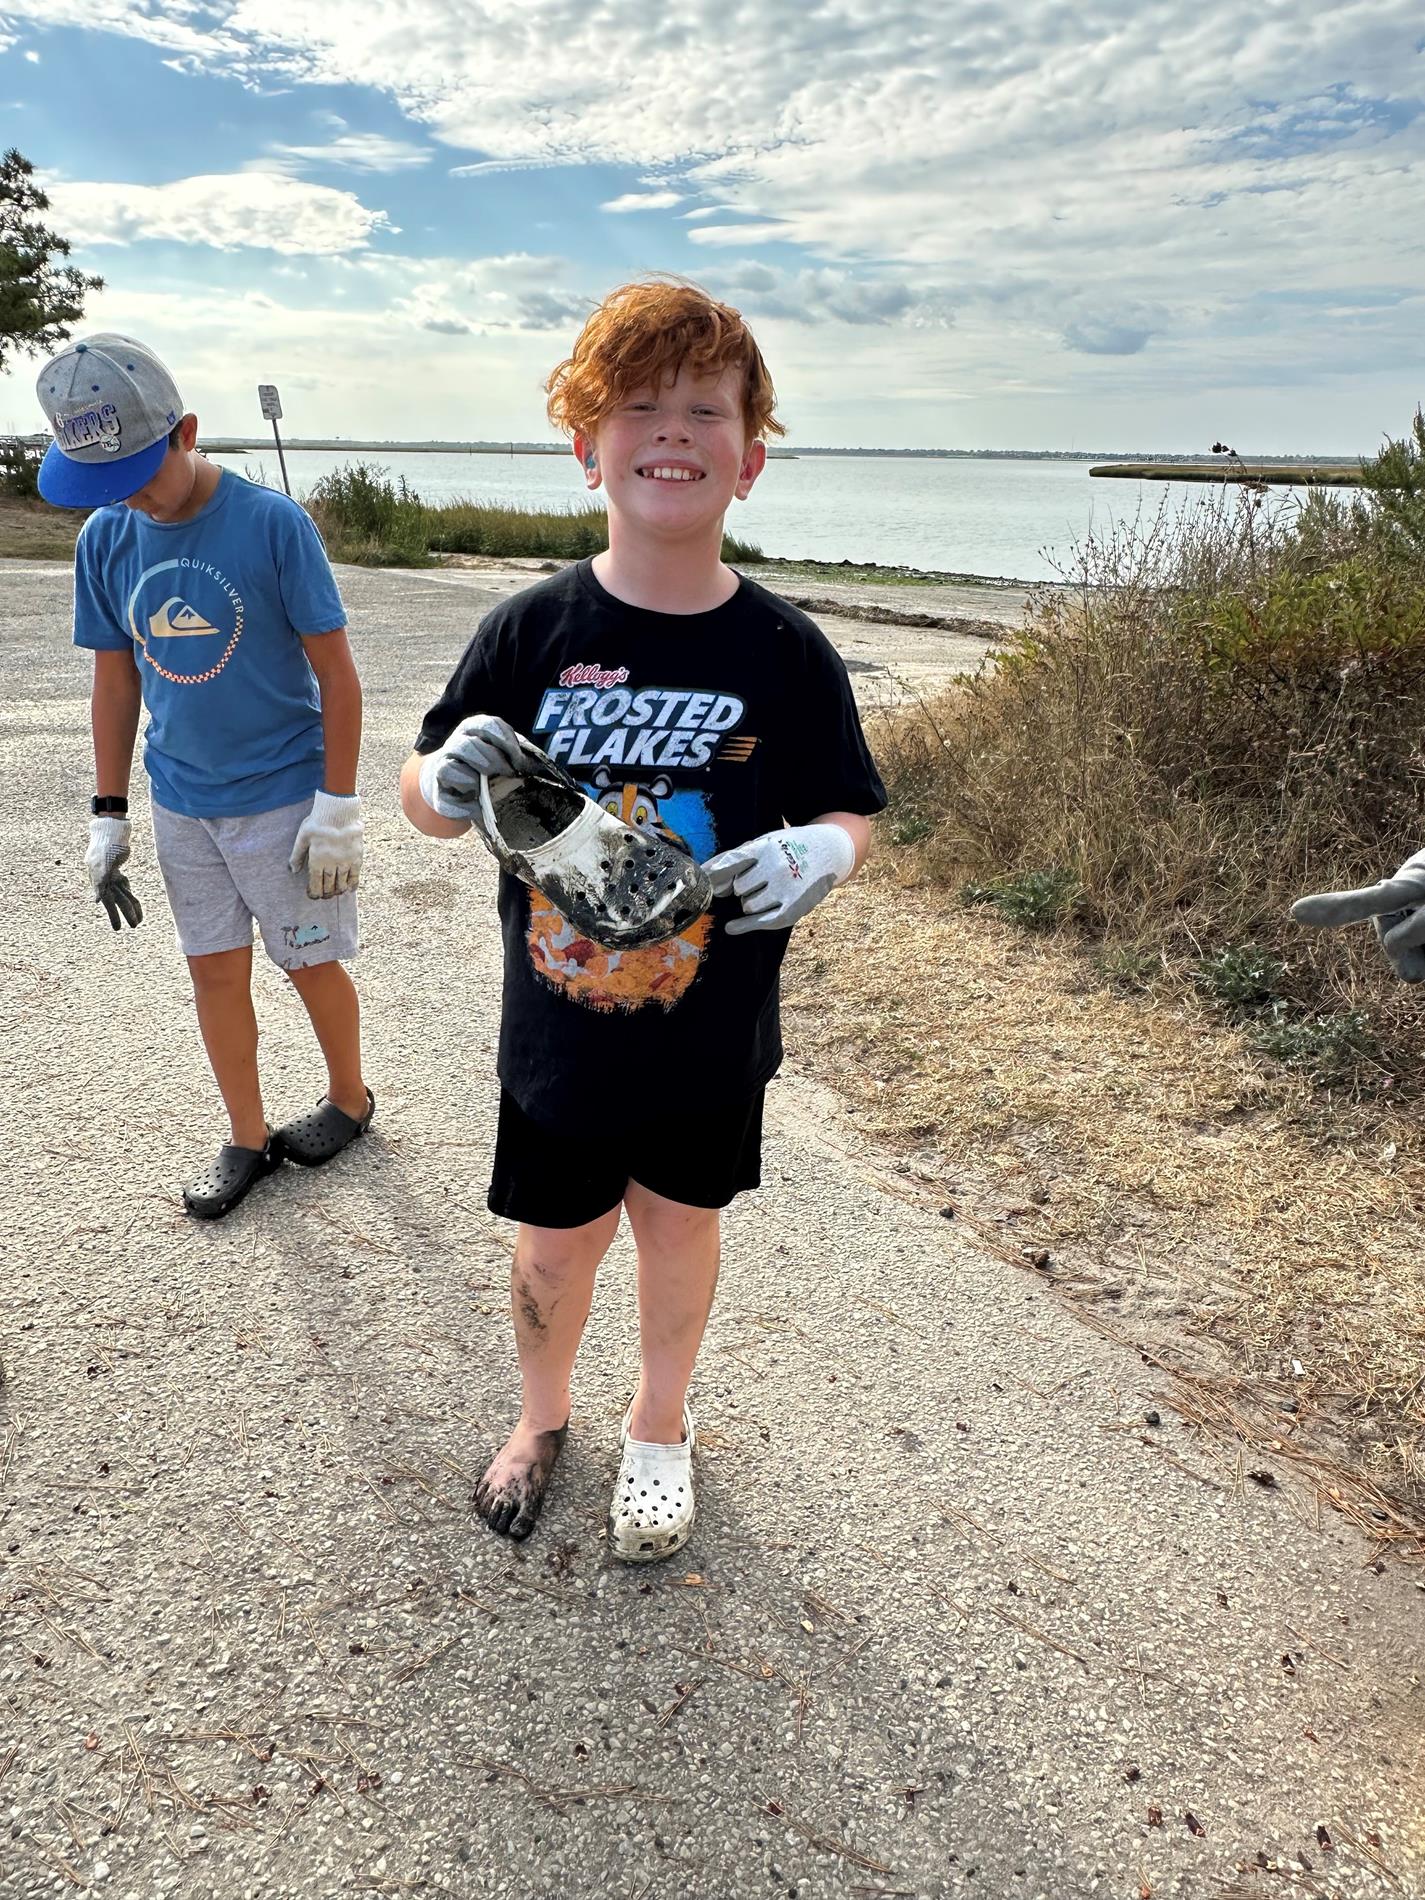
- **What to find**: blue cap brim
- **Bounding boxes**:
[38,433,170,508]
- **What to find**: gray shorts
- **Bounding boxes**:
[151,796,359,969]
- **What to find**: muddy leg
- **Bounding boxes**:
[473,1209,620,1541]
[623,1183,721,1444]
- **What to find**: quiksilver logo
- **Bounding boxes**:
[147,598,219,640]
[56,404,122,454]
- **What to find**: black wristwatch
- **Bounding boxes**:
[91,795,129,816]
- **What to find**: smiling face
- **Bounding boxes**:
[576,363,767,549]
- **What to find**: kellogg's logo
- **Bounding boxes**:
[559,662,629,690]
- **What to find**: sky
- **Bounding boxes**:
[1,1,1422,453]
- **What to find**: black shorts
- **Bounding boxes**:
[487,1087,765,1229]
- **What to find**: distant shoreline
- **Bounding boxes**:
[9,434,1363,466]
[206,442,1363,466]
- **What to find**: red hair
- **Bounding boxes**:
[546,279,784,442]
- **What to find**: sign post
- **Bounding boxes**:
[257,383,290,496]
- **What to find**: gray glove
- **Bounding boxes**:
[86,816,143,931]
[1291,849,1425,982]
[289,790,364,898]
[703,822,856,935]
[418,715,544,822]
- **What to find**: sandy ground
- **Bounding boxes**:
[1,557,1421,1900]
[427,557,1022,703]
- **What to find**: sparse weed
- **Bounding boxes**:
[1095,944,1162,993]
[889,812,935,846]
[961,868,1079,930]
[1192,944,1289,1014]
[1248,1010,1380,1082]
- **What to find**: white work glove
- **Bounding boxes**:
[86,816,143,930]
[418,714,545,822]
[704,822,857,936]
[289,790,364,899]
[1291,849,1425,983]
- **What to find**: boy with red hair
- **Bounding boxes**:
[401,281,884,1561]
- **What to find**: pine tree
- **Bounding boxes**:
[0,148,104,375]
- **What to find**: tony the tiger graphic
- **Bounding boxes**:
[526,769,716,1012]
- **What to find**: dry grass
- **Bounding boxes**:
[784,866,1425,1543]
[811,444,1425,1543]
[0,496,81,560]
[873,478,1425,1088]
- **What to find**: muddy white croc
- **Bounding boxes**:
[609,1402,696,1564]
[476,746,711,951]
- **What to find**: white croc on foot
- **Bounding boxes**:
[609,1402,696,1564]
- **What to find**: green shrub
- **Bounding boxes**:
[1355,405,1425,561]
[301,460,763,567]
[1191,944,1289,1014]
[868,408,1425,1089]
[1248,1010,1380,1082]
[0,437,41,499]
[961,868,1079,930]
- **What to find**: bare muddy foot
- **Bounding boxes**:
[472,1419,569,1540]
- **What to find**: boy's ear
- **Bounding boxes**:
[175,413,199,452]
[735,436,767,501]
[573,430,601,490]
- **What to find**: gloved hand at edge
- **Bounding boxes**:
[703,821,857,936]
[418,715,545,823]
[289,790,364,899]
[1290,848,1425,983]
[86,815,143,931]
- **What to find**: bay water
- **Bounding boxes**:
[209,446,1264,583]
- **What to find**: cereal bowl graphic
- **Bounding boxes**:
[526,772,714,1011]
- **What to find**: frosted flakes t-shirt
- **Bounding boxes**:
[414,559,886,1132]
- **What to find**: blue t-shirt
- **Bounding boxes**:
[72,469,346,817]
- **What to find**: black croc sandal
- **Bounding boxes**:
[183,1130,283,1221]
[276,1088,375,1167]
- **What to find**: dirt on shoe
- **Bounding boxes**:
[478,751,712,951]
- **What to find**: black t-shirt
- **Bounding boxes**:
[414,559,887,1133]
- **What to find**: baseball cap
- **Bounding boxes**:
[36,334,183,508]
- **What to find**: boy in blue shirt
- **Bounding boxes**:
[37,334,374,1219]
[402,282,885,1561]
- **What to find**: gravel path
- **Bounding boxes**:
[2,558,1420,1900]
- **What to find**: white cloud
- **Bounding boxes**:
[448,157,564,177]
[714,260,945,328]
[23,48,40,62]
[686,222,791,248]
[43,171,394,256]
[14,2,1421,325]
[600,189,683,212]
[385,251,589,336]
[1062,319,1155,358]
[6,0,1423,445]
[268,133,431,172]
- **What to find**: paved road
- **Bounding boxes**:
[1,558,1420,1900]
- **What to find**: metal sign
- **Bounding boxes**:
[257,383,290,494]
